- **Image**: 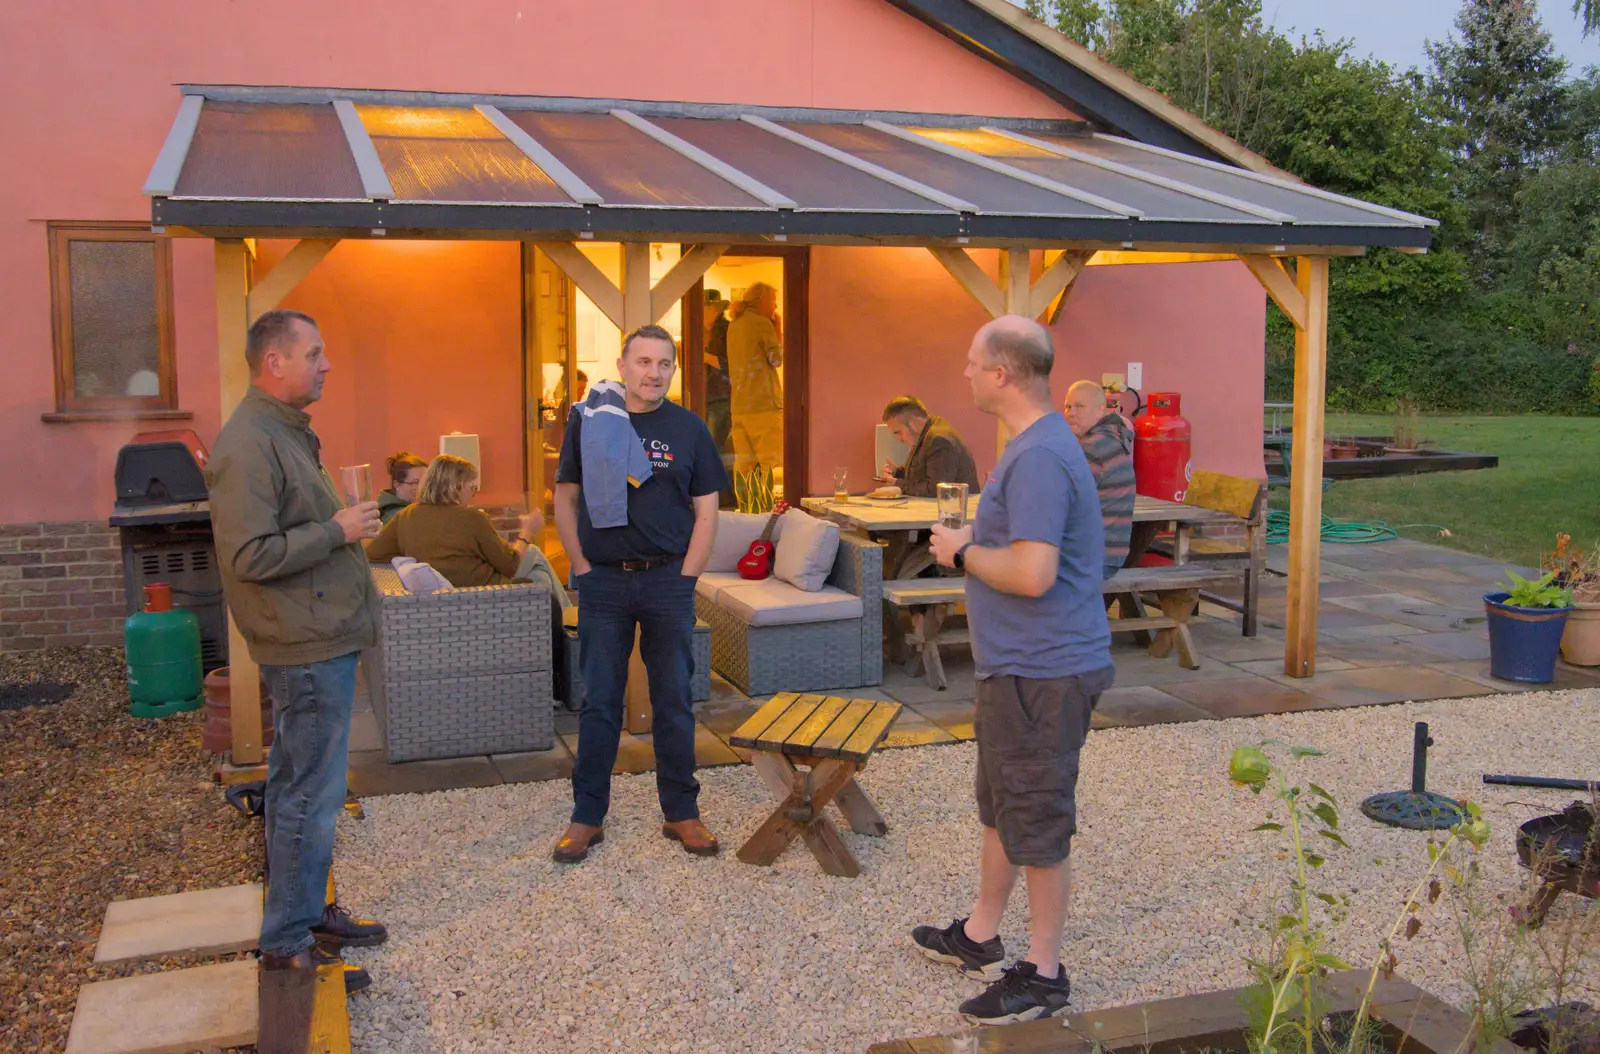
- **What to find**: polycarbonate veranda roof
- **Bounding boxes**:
[144,87,1436,250]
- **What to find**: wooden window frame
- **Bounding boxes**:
[43,221,187,422]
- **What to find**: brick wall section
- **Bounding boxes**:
[0,522,126,653]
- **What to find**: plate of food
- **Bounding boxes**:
[863,485,904,501]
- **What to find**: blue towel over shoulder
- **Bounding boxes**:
[578,380,653,528]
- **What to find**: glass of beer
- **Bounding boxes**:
[833,466,849,502]
[937,482,968,530]
[339,464,373,507]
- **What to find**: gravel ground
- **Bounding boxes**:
[0,649,263,1053]
[335,688,1600,1054]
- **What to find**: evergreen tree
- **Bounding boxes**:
[1426,0,1569,264]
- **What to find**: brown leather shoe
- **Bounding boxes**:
[552,822,604,863]
[662,818,720,856]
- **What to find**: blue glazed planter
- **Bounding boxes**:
[1484,592,1571,683]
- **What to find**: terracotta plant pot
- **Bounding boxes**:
[201,667,275,754]
[1561,601,1600,666]
[1325,441,1359,460]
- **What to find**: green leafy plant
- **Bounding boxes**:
[1390,396,1421,450]
[1228,741,1491,1054]
[1500,570,1574,609]
[733,467,776,514]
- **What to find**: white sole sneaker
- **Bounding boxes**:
[962,1004,1067,1026]
[914,944,1005,982]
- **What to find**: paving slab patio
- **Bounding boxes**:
[340,538,1592,796]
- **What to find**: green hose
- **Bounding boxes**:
[1264,510,1452,545]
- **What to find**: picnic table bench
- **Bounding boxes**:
[729,693,903,878]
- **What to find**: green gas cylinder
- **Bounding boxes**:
[126,582,204,718]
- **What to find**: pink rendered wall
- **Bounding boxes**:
[255,241,527,508]
[805,252,1267,494]
[0,0,1078,523]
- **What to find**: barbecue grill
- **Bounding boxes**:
[110,430,227,670]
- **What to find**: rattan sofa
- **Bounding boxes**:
[694,532,883,696]
[363,567,554,762]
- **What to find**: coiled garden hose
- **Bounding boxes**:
[1264,510,1453,546]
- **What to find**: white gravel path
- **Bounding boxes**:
[336,689,1600,1054]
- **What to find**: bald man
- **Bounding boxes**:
[1064,381,1135,577]
[915,316,1112,1025]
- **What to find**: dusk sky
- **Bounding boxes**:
[1258,0,1598,73]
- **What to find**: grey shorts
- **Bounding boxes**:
[974,665,1114,867]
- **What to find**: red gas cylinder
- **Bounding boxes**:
[1133,392,1193,502]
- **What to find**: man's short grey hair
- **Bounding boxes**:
[882,396,929,424]
[741,281,777,307]
[246,309,317,374]
[979,315,1054,383]
[1067,379,1107,408]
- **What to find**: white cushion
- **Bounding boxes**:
[391,556,452,594]
[772,509,839,592]
[715,579,864,627]
[694,572,746,604]
[707,511,786,573]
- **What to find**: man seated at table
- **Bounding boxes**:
[1064,380,1134,577]
[879,396,979,498]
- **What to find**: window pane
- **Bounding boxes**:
[68,239,160,399]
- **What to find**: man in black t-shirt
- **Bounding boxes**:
[551,324,729,863]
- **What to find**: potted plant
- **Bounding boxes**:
[1545,534,1600,667]
[1484,570,1573,683]
[1386,396,1420,454]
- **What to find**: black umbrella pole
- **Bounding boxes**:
[1483,774,1600,792]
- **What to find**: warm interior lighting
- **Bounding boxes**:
[913,127,1051,159]
[1086,251,1239,266]
[355,105,501,140]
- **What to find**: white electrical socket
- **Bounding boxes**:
[1128,362,1144,390]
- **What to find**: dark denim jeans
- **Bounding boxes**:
[258,652,358,956]
[571,562,699,826]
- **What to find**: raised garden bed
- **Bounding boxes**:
[868,971,1519,1054]
[1265,434,1498,481]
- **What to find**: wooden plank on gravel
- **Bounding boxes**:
[753,694,824,751]
[839,702,902,762]
[809,698,876,757]
[65,959,257,1054]
[784,696,852,753]
[307,964,353,1054]
[93,882,263,965]
[729,693,801,747]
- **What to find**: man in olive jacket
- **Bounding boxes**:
[207,309,388,991]
[880,396,980,498]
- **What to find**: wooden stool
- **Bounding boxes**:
[883,579,968,689]
[729,693,902,878]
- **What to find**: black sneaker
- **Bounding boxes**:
[312,943,371,994]
[911,918,1005,982]
[959,961,1071,1024]
[311,903,388,948]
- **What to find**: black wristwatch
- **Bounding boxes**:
[953,542,974,571]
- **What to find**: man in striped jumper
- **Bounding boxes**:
[1064,381,1135,578]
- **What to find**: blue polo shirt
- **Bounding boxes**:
[966,412,1112,680]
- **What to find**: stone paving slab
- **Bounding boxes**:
[93,883,263,965]
[65,959,256,1054]
[348,751,502,797]
[491,743,574,784]
[1159,676,1326,718]
[1095,685,1213,726]
[1291,665,1495,709]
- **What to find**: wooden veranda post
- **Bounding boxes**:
[1284,256,1329,676]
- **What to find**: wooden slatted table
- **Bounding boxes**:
[729,692,902,878]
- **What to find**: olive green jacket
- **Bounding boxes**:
[206,387,378,666]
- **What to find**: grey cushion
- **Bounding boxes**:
[707,511,786,574]
[715,579,863,627]
[694,572,746,604]
[773,510,839,592]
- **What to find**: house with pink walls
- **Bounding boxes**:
[0,0,1433,656]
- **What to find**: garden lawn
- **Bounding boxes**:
[1268,414,1600,569]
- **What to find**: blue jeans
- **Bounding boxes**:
[258,652,358,956]
[571,562,699,827]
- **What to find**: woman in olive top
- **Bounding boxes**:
[367,455,568,606]
[377,452,428,525]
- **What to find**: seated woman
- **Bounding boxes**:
[378,451,428,525]
[368,454,569,607]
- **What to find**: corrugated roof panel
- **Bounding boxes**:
[505,111,767,209]
[354,105,573,204]
[649,117,946,213]
[783,122,1122,218]
[911,128,1269,223]
[1054,135,1425,226]
[174,101,365,200]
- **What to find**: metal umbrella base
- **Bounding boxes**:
[1360,722,1466,830]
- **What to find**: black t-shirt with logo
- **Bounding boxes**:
[555,399,730,564]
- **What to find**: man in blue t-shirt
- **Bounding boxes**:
[912,315,1114,1025]
[551,325,728,864]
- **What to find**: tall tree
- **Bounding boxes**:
[1576,0,1598,35]
[1426,0,1569,263]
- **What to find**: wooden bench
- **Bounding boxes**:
[1103,565,1245,669]
[729,693,902,878]
[883,578,967,690]
[1147,470,1267,637]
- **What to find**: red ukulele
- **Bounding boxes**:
[736,502,791,580]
